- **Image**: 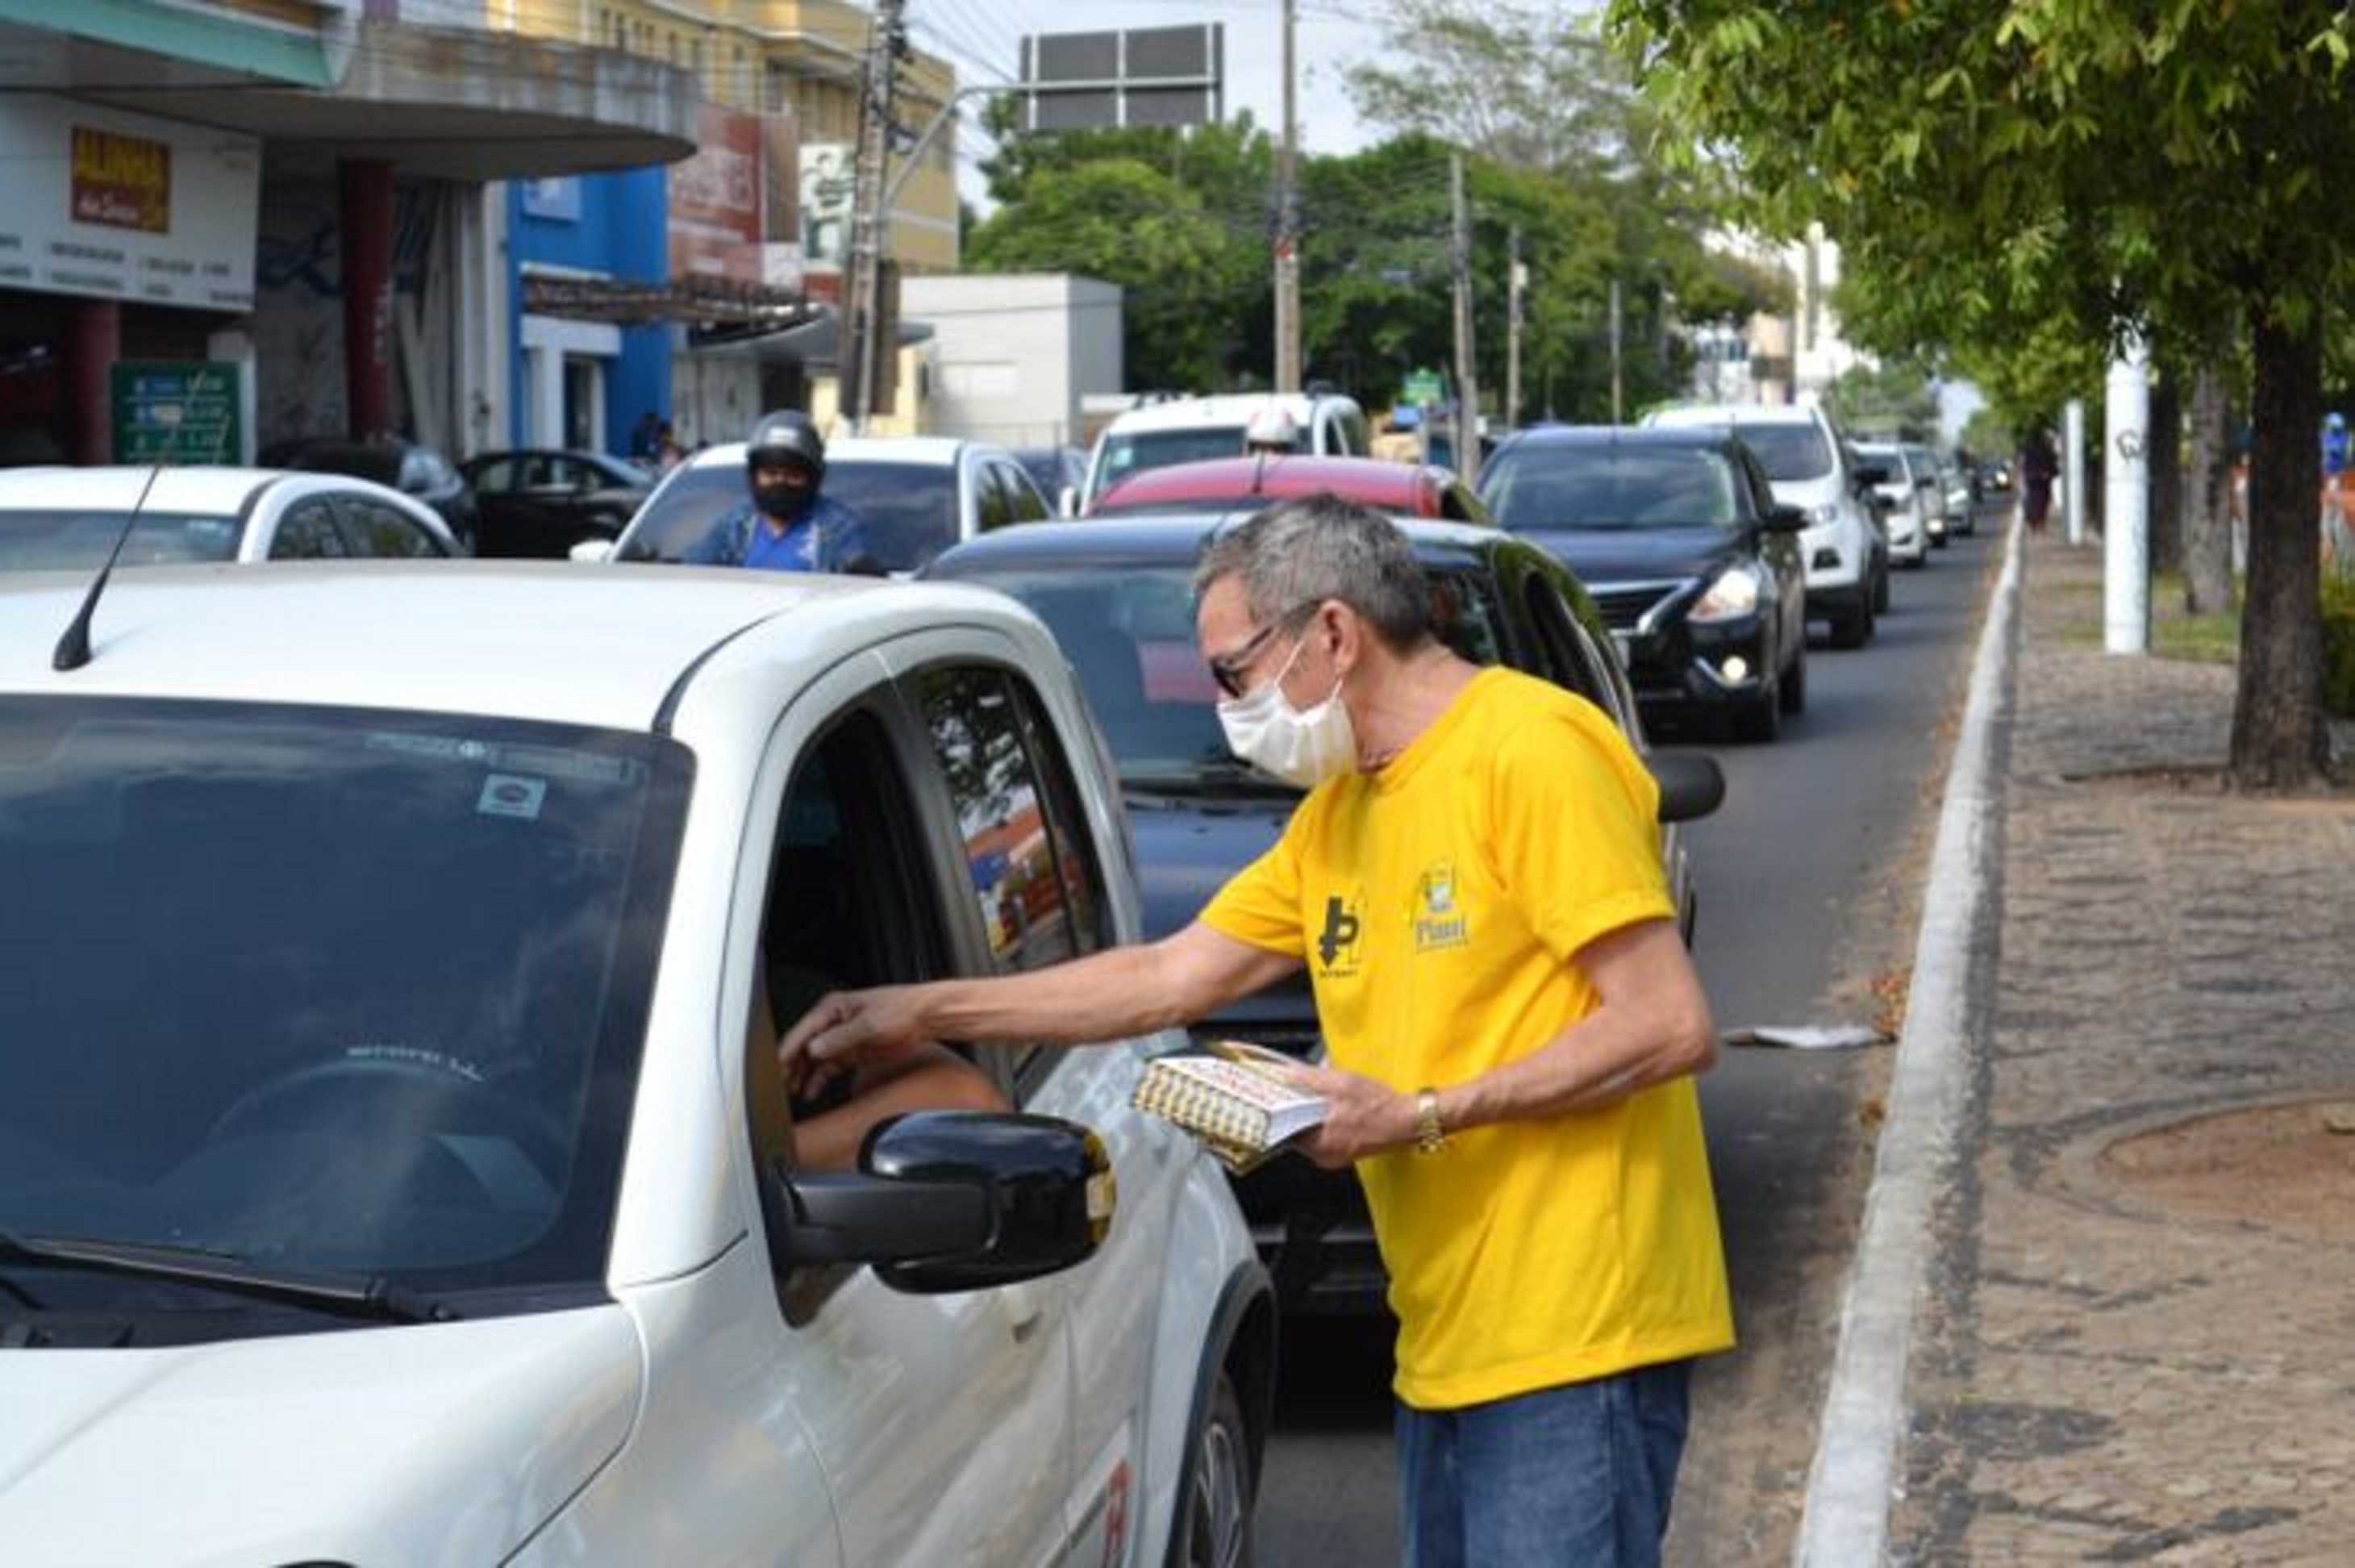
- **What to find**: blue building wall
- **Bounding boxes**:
[507,168,671,455]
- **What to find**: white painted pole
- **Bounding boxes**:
[2104,343,2150,653]
[2063,398,2086,545]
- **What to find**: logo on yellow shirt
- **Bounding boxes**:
[1313,892,1363,975]
[1414,862,1469,952]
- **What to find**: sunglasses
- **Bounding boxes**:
[1206,603,1315,699]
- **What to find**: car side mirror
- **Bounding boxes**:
[1057,485,1080,519]
[1648,750,1725,824]
[1761,503,1809,534]
[764,1110,1114,1295]
[569,539,617,564]
[1852,462,1889,487]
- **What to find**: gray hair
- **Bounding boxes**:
[1193,494,1435,650]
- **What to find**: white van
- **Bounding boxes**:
[1082,391,1369,511]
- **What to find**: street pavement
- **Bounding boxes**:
[1806,522,2355,1563]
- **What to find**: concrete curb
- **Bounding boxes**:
[1791,515,2024,1565]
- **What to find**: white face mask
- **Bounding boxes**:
[1215,634,1358,789]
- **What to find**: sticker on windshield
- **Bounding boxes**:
[477,773,548,819]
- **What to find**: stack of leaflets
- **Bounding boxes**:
[1132,1039,1328,1174]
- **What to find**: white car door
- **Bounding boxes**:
[732,659,1077,1566]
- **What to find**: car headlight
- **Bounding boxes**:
[1807,503,1840,527]
[1690,565,1761,622]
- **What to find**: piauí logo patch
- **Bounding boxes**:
[1414,862,1469,952]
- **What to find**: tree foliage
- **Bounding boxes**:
[1607,0,2355,788]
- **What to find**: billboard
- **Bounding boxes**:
[799,143,854,270]
[667,104,765,285]
[1019,26,1223,132]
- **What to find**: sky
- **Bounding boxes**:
[903,1,1384,207]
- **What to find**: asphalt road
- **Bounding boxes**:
[1253,512,2011,1566]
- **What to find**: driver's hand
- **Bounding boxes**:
[778,986,928,1097]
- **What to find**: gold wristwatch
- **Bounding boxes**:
[1414,1087,1448,1155]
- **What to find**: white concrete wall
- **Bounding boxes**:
[901,273,1123,448]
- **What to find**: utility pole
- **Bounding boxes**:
[842,0,904,434]
[1449,151,1479,487]
[1273,0,1303,392]
[1505,227,1525,437]
[1608,277,1624,424]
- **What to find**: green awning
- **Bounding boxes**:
[0,0,352,90]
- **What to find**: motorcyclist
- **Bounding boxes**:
[684,410,879,573]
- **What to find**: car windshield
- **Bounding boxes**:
[1094,427,1252,498]
[0,511,244,570]
[1482,448,1740,531]
[619,459,959,573]
[1732,423,1833,482]
[0,696,688,1320]
[933,561,1507,790]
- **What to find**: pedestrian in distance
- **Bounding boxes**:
[2018,423,2059,533]
[628,409,663,466]
[682,409,880,574]
[779,494,1735,1567]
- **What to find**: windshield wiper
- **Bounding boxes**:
[0,1230,460,1324]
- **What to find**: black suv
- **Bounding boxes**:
[1478,425,1811,742]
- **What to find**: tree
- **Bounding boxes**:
[1607,1,2355,790]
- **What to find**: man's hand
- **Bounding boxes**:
[1286,1061,1419,1168]
[777,985,930,1098]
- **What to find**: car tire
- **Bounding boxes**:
[1829,602,1871,649]
[1168,1368,1254,1568]
[1779,643,1807,714]
[1874,557,1892,612]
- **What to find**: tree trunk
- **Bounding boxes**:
[2230,314,2328,790]
[2185,361,2236,614]
[2147,371,2183,578]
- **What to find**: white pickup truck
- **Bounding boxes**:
[0,561,1274,1566]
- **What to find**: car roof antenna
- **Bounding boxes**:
[55,368,235,672]
[52,461,165,672]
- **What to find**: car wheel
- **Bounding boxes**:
[1779,642,1807,714]
[1168,1368,1254,1568]
[1874,557,1892,612]
[1828,603,1871,649]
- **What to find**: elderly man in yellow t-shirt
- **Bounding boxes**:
[782,494,1733,1566]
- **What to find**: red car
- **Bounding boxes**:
[1087,454,1494,523]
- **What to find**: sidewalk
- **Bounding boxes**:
[1880,532,2355,1562]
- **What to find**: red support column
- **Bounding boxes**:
[338,158,394,440]
[66,298,121,464]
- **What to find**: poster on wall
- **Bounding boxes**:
[0,97,260,310]
[668,104,765,286]
[799,144,854,270]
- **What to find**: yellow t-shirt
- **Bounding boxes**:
[1200,666,1734,1407]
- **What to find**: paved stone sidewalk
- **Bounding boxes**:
[1887,536,2355,1563]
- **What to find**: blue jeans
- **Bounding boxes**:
[1395,1360,1693,1568]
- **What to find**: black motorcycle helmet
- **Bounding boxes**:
[746,409,826,483]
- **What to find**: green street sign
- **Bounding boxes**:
[112,361,242,464]
[1401,368,1445,406]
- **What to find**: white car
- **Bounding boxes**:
[581,435,1053,573]
[0,564,1273,1565]
[0,465,462,569]
[1081,390,1371,511]
[1642,402,1887,648]
[1854,440,1933,567]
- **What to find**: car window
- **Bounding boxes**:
[616,462,743,561]
[1731,422,1833,482]
[821,462,960,572]
[0,695,689,1300]
[332,495,445,558]
[469,457,520,494]
[0,511,239,569]
[974,464,1015,534]
[912,663,1111,1096]
[1483,446,1740,530]
[1098,427,1252,495]
[269,497,351,560]
[1428,566,1507,666]
[1001,461,1050,523]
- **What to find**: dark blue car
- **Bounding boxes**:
[923,514,1723,1314]
[1478,425,1811,742]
